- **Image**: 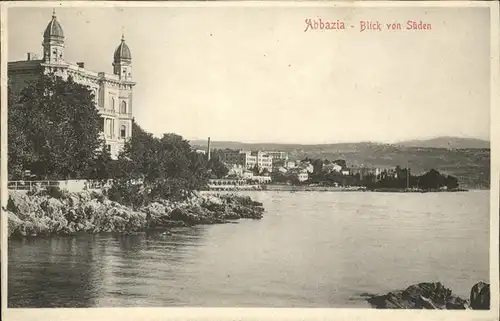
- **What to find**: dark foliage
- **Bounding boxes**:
[8,74,102,180]
[107,121,212,206]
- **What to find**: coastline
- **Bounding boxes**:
[207,184,471,193]
[6,189,265,238]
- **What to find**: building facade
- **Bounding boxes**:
[8,11,136,159]
[267,151,288,162]
[218,149,273,172]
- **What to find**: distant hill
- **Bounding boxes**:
[395,136,490,149]
[190,138,490,189]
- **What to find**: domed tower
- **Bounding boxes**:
[113,34,132,81]
[42,9,65,64]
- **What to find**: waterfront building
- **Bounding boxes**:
[242,170,254,180]
[219,149,247,166]
[287,168,309,182]
[219,149,273,172]
[227,164,245,177]
[251,176,272,184]
[8,11,135,159]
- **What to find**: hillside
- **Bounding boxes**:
[395,136,490,149]
[190,140,490,189]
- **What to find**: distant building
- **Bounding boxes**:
[242,170,254,180]
[219,149,247,166]
[267,151,288,161]
[323,163,342,173]
[195,149,206,155]
[219,149,273,172]
[350,167,383,180]
[276,166,288,174]
[227,164,244,177]
[297,162,314,174]
[288,168,309,182]
[252,176,272,184]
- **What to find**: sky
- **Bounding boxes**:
[7,4,491,144]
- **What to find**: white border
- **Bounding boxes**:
[1,1,499,321]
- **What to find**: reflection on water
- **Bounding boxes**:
[8,191,490,307]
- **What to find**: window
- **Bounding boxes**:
[120,125,126,138]
[106,119,112,138]
[121,101,127,114]
[111,97,115,111]
[107,145,111,152]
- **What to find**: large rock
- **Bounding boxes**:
[170,206,218,225]
[366,282,468,309]
[470,281,490,310]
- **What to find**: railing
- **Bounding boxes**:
[98,107,133,118]
[7,179,113,192]
[8,180,60,191]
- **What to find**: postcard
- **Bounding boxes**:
[1,1,499,321]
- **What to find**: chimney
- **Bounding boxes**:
[77,62,85,68]
[26,52,40,61]
[207,137,211,161]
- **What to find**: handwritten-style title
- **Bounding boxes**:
[304,19,432,32]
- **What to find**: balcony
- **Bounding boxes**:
[98,107,132,119]
[98,107,116,116]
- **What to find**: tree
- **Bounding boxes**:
[8,74,102,180]
[109,120,211,203]
[207,155,229,179]
[418,169,445,190]
[251,164,260,175]
[444,175,459,190]
[88,143,113,180]
[8,86,36,179]
[312,159,324,174]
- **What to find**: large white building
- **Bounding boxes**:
[219,149,273,172]
[8,11,136,159]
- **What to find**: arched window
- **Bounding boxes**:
[111,97,115,111]
[121,101,127,114]
[120,125,126,138]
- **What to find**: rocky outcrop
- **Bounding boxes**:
[7,190,147,237]
[469,281,490,310]
[365,281,490,310]
[146,193,264,227]
[7,190,265,237]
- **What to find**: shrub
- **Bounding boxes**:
[46,186,65,199]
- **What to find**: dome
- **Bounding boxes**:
[43,11,64,40]
[114,36,132,62]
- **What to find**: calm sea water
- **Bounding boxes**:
[8,191,490,308]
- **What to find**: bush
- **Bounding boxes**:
[106,180,150,210]
[46,186,65,199]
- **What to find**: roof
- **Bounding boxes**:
[43,11,64,40]
[114,35,132,62]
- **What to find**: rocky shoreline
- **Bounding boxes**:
[364,281,490,310]
[6,189,265,238]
